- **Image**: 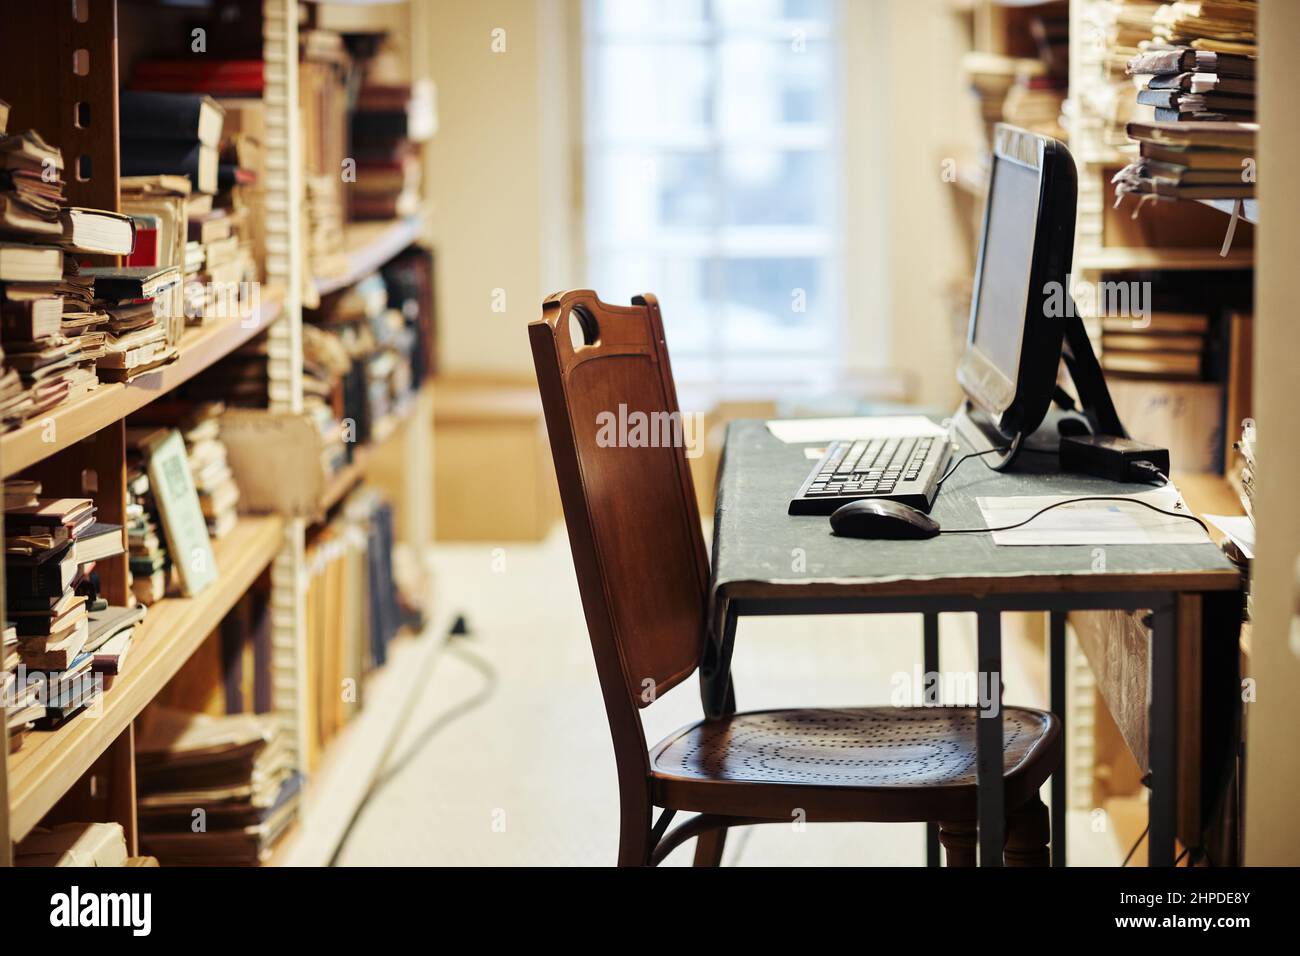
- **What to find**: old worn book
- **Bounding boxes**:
[1101,349,1202,378]
[15,822,129,867]
[0,242,62,282]
[1127,47,1256,79]
[1144,71,1256,96]
[1138,141,1253,169]
[0,295,63,340]
[1102,332,1205,353]
[59,207,137,256]
[6,497,95,532]
[83,264,181,301]
[71,521,126,564]
[1126,119,1257,149]
[0,194,63,237]
[121,139,219,195]
[0,98,8,134]
[119,91,226,148]
[18,616,88,670]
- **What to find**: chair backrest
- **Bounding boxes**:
[529,291,710,732]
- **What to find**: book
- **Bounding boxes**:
[58,207,138,256]
[1136,89,1254,114]
[82,264,181,301]
[121,139,219,195]
[6,497,95,531]
[71,522,126,565]
[1101,350,1202,378]
[1138,141,1254,170]
[0,98,8,133]
[5,545,79,598]
[130,59,265,97]
[1126,119,1257,149]
[1127,48,1256,79]
[18,616,88,670]
[0,296,63,339]
[15,822,129,867]
[0,193,63,237]
[0,242,63,282]
[119,91,226,148]
[1144,72,1256,96]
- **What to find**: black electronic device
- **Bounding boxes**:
[829,499,941,540]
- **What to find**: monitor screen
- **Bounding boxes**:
[970,156,1042,383]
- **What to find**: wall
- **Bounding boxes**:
[842,0,972,409]
[425,0,575,376]
[1244,0,1300,866]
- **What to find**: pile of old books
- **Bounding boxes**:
[15,821,158,867]
[1113,118,1256,202]
[348,81,433,221]
[1100,309,1209,379]
[1235,417,1255,524]
[1,123,137,425]
[1148,0,1257,57]
[1127,45,1255,123]
[4,485,138,735]
[136,707,302,866]
[126,461,170,606]
[82,265,183,382]
[139,402,242,539]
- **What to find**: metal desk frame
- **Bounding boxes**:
[701,588,1182,867]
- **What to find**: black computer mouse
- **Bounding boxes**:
[829,499,941,540]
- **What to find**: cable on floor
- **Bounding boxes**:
[330,625,499,865]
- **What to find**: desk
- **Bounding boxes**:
[703,420,1243,866]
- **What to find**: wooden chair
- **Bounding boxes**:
[529,290,1062,866]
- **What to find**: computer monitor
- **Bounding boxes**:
[956,124,1079,468]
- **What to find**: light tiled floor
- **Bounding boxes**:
[336,528,1124,866]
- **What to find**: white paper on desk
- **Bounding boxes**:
[766,416,949,444]
[976,485,1210,546]
[1204,513,1255,560]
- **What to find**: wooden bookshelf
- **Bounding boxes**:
[2,287,285,479]
[317,384,427,515]
[1200,198,1259,226]
[1076,247,1255,271]
[271,614,447,867]
[314,217,426,297]
[6,515,286,843]
[1,0,437,867]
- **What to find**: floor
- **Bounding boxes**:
[336,528,1126,866]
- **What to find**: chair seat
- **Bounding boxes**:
[650,706,1061,823]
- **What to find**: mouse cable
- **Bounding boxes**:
[940,494,1211,536]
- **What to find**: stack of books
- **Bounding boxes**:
[122,174,191,327]
[136,707,302,866]
[1235,418,1255,524]
[1113,118,1256,202]
[160,402,241,539]
[3,618,43,752]
[1149,0,1257,56]
[15,822,129,866]
[126,462,170,606]
[82,265,183,382]
[2,130,114,420]
[347,82,433,221]
[1126,46,1255,122]
[1100,310,1210,379]
[120,91,225,198]
[4,488,133,729]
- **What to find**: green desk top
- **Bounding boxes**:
[711,420,1241,604]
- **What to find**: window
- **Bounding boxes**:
[583,0,842,389]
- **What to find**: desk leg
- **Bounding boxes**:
[1049,610,1067,867]
[977,612,1004,866]
[701,601,738,720]
[924,612,941,867]
[1149,599,1179,867]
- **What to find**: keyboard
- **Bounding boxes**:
[788,435,953,515]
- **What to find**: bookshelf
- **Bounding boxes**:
[0,0,437,865]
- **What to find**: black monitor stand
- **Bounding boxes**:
[954,305,1127,469]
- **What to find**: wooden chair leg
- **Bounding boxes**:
[693,827,727,867]
[1005,794,1051,867]
[938,820,977,867]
